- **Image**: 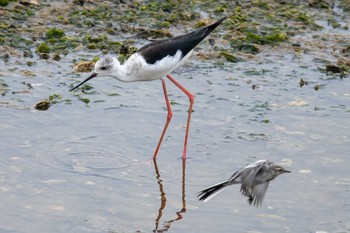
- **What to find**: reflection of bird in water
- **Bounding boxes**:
[197,160,290,206]
[153,159,186,232]
[69,16,230,160]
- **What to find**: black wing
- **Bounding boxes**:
[137,16,228,64]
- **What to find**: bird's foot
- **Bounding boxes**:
[248,195,254,205]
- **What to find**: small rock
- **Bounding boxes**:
[326,64,342,73]
[1,54,10,62]
[73,0,85,6]
[52,54,61,61]
[35,100,50,111]
[23,49,33,58]
[208,38,216,46]
[39,53,50,60]
[237,43,260,54]
[299,78,308,87]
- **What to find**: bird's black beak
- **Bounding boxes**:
[283,169,291,173]
[69,72,98,92]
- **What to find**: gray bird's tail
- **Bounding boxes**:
[197,180,230,202]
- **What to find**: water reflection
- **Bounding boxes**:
[153,159,186,232]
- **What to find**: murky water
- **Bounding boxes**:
[1,8,350,233]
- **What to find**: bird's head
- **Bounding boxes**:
[93,55,117,75]
[272,165,291,176]
[69,55,119,92]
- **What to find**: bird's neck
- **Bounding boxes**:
[110,57,140,82]
[107,59,131,82]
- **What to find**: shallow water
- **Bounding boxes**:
[1,11,350,233]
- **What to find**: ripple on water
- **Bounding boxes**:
[52,145,132,180]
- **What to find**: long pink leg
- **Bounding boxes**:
[153,79,173,159]
[166,74,194,160]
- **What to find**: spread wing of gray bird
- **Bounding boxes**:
[197,160,290,207]
[249,182,269,206]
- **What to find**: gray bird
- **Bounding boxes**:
[197,160,290,206]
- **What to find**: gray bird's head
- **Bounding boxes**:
[271,165,291,176]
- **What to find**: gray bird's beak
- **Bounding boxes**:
[69,72,97,92]
[283,169,291,173]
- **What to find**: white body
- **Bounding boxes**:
[106,50,192,82]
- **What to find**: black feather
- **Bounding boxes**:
[138,16,228,64]
[197,180,229,201]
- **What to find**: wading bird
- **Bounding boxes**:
[70,16,229,159]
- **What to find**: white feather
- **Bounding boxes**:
[113,50,189,82]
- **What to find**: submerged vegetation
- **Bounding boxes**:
[1,0,348,62]
[0,0,348,106]
[34,94,70,111]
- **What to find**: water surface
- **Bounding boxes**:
[1,5,350,233]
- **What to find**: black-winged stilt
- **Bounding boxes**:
[70,16,229,160]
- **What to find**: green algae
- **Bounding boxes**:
[118,44,138,63]
[36,42,50,53]
[219,51,245,63]
[78,97,90,104]
[46,28,65,39]
[1,0,343,59]
[245,31,288,45]
[1,0,349,102]
[308,0,332,9]
[0,0,9,7]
